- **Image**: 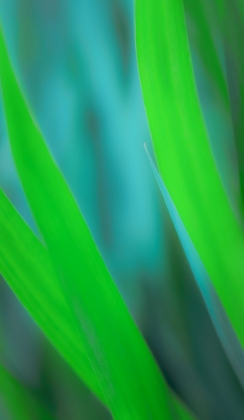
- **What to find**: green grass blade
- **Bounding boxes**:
[0,191,195,420]
[0,26,174,419]
[173,394,196,420]
[135,0,244,347]
[145,144,244,388]
[183,0,229,109]
[222,0,244,211]
[0,188,103,403]
[0,363,54,420]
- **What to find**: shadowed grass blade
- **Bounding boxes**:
[173,394,196,420]
[135,0,244,349]
[0,363,54,420]
[145,144,244,390]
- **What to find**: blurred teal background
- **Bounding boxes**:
[0,1,244,419]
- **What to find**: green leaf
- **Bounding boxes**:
[184,0,244,212]
[0,188,103,403]
[173,394,196,420]
[183,0,229,109]
[144,144,244,388]
[135,0,244,348]
[0,363,54,419]
[222,0,244,210]
[0,188,196,419]
[0,25,174,419]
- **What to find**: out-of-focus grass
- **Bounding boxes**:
[222,0,244,212]
[145,144,244,388]
[0,24,194,419]
[0,188,103,402]
[136,0,244,349]
[0,363,54,420]
[0,0,244,419]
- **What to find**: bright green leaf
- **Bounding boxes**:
[145,143,244,388]
[0,25,174,419]
[135,0,244,349]
[0,188,104,404]
[0,188,196,419]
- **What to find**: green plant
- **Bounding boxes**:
[1,0,244,418]
[0,23,193,420]
[136,0,244,349]
[0,363,54,419]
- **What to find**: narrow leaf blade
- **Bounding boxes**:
[145,144,244,390]
[0,188,103,403]
[135,0,244,348]
[0,26,174,419]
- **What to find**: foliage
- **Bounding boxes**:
[0,0,244,418]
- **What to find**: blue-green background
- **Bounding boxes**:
[0,1,243,419]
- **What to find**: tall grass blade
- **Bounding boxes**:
[183,0,229,109]
[135,0,244,348]
[183,0,238,208]
[145,144,244,390]
[0,188,103,403]
[0,189,195,418]
[0,25,175,419]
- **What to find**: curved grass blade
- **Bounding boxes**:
[0,188,104,404]
[0,26,174,419]
[145,144,244,390]
[135,0,244,348]
[0,363,54,420]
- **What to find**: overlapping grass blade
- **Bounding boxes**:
[0,363,54,419]
[0,188,103,403]
[0,189,195,419]
[0,26,175,419]
[135,0,244,347]
[145,144,244,389]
